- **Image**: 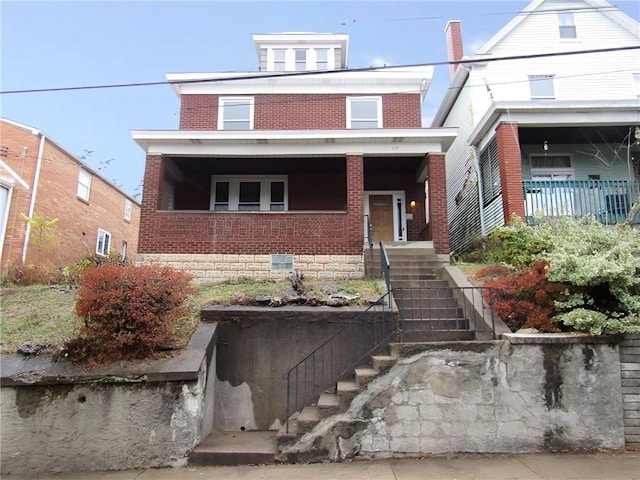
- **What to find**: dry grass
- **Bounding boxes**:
[0,278,383,355]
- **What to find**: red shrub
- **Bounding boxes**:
[71,264,195,361]
[482,261,568,333]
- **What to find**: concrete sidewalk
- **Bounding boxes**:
[31,451,640,480]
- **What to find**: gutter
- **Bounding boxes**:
[21,133,45,265]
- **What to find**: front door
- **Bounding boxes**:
[369,195,394,242]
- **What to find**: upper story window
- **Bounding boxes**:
[558,12,577,39]
[77,168,92,202]
[124,199,132,221]
[529,75,555,99]
[96,228,111,256]
[295,49,307,71]
[274,49,286,71]
[347,97,382,129]
[211,176,287,212]
[316,49,329,70]
[218,97,254,130]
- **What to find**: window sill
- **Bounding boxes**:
[77,196,90,205]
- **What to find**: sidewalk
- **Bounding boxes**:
[32,450,640,480]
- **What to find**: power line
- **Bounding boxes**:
[2,45,639,95]
[341,4,621,24]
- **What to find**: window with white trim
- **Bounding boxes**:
[530,155,574,179]
[346,97,382,129]
[528,75,555,99]
[274,49,286,71]
[120,241,127,261]
[480,139,500,206]
[294,49,307,71]
[558,12,577,39]
[211,176,287,211]
[124,199,132,221]
[77,169,92,201]
[96,228,111,256]
[316,49,329,70]
[218,97,254,130]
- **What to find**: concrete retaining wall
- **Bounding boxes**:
[0,324,217,476]
[282,334,626,460]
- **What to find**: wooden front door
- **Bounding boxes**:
[369,195,394,242]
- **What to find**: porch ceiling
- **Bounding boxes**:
[519,125,639,145]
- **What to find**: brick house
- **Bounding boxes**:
[0,118,140,273]
[432,0,640,254]
[132,32,456,283]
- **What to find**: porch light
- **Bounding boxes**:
[543,141,549,152]
[410,200,417,208]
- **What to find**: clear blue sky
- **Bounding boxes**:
[2,0,639,199]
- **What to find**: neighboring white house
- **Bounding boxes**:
[432,0,640,253]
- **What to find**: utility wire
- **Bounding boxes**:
[2,45,639,95]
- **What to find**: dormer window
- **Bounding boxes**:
[274,50,286,71]
[316,49,328,70]
[295,49,307,71]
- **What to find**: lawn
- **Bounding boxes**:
[0,278,383,355]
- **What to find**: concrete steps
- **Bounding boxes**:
[276,352,398,447]
[189,430,277,466]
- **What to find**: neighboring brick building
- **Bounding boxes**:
[132,32,456,283]
[0,118,140,273]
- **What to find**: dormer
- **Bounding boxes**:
[252,32,349,72]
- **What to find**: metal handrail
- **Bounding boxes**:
[380,241,391,292]
[284,290,396,433]
[365,215,374,265]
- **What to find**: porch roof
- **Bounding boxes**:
[131,128,457,157]
[468,100,640,149]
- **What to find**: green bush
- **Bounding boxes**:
[554,309,640,335]
[485,217,552,268]
[66,264,195,362]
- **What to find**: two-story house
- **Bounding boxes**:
[432,0,640,254]
[132,32,456,283]
[0,118,140,276]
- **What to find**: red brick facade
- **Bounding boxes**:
[179,93,422,130]
[425,153,450,254]
[495,122,526,222]
[0,120,140,268]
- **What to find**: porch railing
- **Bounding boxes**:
[284,290,396,433]
[365,214,374,265]
[380,241,391,292]
[523,179,640,224]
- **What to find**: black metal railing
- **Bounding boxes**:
[284,290,396,433]
[394,286,497,341]
[365,215,374,265]
[380,241,391,292]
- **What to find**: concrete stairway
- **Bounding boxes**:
[368,244,474,342]
[190,430,277,466]
[276,350,398,447]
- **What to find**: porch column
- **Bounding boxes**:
[426,153,449,255]
[496,122,526,221]
[346,154,364,252]
[138,154,165,254]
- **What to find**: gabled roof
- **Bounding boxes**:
[431,0,640,126]
[477,0,639,55]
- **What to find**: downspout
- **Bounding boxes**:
[21,133,45,264]
[469,144,486,236]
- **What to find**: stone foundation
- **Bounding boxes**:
[136,253,365,283]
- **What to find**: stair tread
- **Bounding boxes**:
[355,366,378,375]
[318,393,340,408]
[298,406,320,422]
[337,380,360,392]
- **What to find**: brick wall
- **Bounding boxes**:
[179,93,422,130]
[0,120,140,267]
[139,154,364,257]
[496,122,526,221]
[426,153,449,254]
[0,121,40,266]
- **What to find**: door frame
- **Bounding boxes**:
[364,191,407,243]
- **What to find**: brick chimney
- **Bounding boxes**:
[445,20,463,79]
